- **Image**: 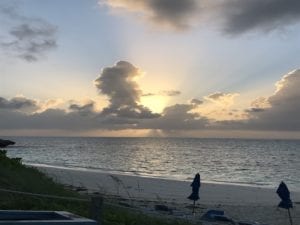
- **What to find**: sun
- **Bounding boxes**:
[140,96,166,113]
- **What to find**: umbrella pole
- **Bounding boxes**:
[287,208,293,225]
[192,200,195,214]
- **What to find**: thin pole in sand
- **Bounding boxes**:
[287,208,293,225]
[192,200,195,214]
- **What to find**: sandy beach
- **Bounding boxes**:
[33,164,300,225]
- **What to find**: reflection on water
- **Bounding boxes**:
[5,137,300,191]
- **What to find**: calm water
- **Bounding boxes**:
[4,137,300,191]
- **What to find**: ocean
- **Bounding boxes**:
[4,137,300,191]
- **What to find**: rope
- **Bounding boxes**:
[0,187,188,219]
[0,187,89,202]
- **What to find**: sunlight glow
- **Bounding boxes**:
[141,96,167,113]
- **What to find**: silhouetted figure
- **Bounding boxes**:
[188,173,201,213]
[276,181,293,225]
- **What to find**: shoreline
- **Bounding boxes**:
[26,162,294,192]
[31,164,300,205]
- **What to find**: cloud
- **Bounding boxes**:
[139,103,209,130]
[0,108,98,130]
[1,62,300,135]
[142,93,155,97]
[204,92,239,107]
[221,0,300,34]
[0,101,209,132]
[160,90,181,96]
[37,99,64,113]
[4,23,57,61]
[190,98,203,105]
[0,96,39,113]
[245,69,300,130]
[0,95,112,130]
[95,61,160,119]
[69,101,96,116]
[103,0,300,34]
[250,97,270,109]
[142,90,181,97]
[0,2,57,61]
[245,97,271,113]
[218,69,300,131]
[103,0,199,30]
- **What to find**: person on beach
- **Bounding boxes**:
[188,173,201,213]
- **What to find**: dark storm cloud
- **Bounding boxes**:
[146,0,198,29]
[104,0,300,34]
[95,61,160,119]
[0,96,38,112]
[221,0,300,34]
[104,0,199,30]
[0,2,57,61]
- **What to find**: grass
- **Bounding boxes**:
[0,150,89,215]
[0,150,196,225]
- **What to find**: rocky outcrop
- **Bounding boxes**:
[0,139,15,148]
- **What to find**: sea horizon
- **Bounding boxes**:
[3,135,300,141]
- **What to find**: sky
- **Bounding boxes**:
[1,0,300,138]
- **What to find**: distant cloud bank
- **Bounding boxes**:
[1,61,300,135]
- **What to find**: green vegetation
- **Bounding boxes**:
[0,150,194,225]
[0,150,88,215]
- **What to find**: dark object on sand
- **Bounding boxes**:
[0,139,15,148]
[201,209,267,225]
[201,210,269,225]
[188,173,201,213]
[201,210,233,223]
[154,204,170,212]
[276,181,293,225]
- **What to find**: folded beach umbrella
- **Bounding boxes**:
[188,173,201,213]
[276,181,293,225]
[276,181,293,209]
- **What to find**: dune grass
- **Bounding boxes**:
[0,150,195,225]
